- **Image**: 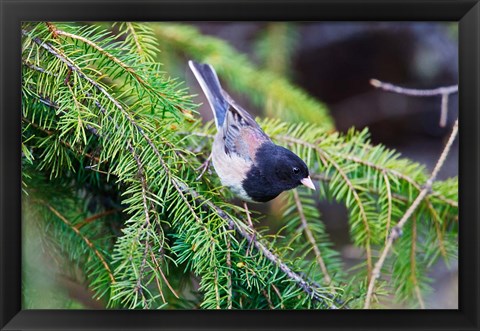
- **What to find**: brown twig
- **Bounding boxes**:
[214,267,221,309]
[271,284,285,309]
[195,153,212,181]
[261,288,275,309]
[370,78,458,128]
[149,248,179,299]
[364,119,458,309]
[425,201,448,259]
[74,209,119,230]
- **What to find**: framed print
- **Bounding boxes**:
[1,0,479,330]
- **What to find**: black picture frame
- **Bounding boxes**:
[1,0,479,330]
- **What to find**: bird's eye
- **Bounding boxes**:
[293,167,300,175]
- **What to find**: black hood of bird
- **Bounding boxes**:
[242,142,310,202]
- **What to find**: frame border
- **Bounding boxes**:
[1,1,478,330]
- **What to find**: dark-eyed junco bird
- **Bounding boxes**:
[189,60,315,203]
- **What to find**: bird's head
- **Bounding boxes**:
[271,146,315,191]
[252,144,315,192]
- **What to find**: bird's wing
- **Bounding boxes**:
[221,92,271,162]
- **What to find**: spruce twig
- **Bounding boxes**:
[292,189,332,285]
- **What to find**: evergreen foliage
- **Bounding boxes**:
[21,22,457,309]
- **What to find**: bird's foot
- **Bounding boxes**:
[243,202,256,256]
[195,153,212,181]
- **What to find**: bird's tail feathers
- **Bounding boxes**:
[188,60,228,128]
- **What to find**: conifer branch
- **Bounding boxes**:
[364,119,458,309]
[315,148,373,280]
[22,117,100,163]
[27,26,211,243]
[226,222,233,309]
[149,248,179,299]
[24,31,173,306]
[49,23,145,83]
[180,184,338,309]
[275,134,457,208]
[39,200,116,283]
[46,23,190,112]
[126,23,146,59]
[410,216,426,309]
[383,171,393,245]
[425,201,448,259]
[25,36,164,304]
[22,29,127,113]
[292,189,332,285]
[131,142,153,307]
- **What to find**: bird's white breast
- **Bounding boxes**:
[212,133,253,202]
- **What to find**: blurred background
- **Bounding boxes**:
[23,22,458,309]
[187,22,458,309]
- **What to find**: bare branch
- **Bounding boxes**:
[364,119,458,309]
[440,93,449,128]
[370,79,458,97]
[370,78,458,128]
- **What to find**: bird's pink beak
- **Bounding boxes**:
[300,176,316,190]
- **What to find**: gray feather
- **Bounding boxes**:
[188,60,228,128]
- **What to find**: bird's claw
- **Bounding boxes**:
[195,154,212,181]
